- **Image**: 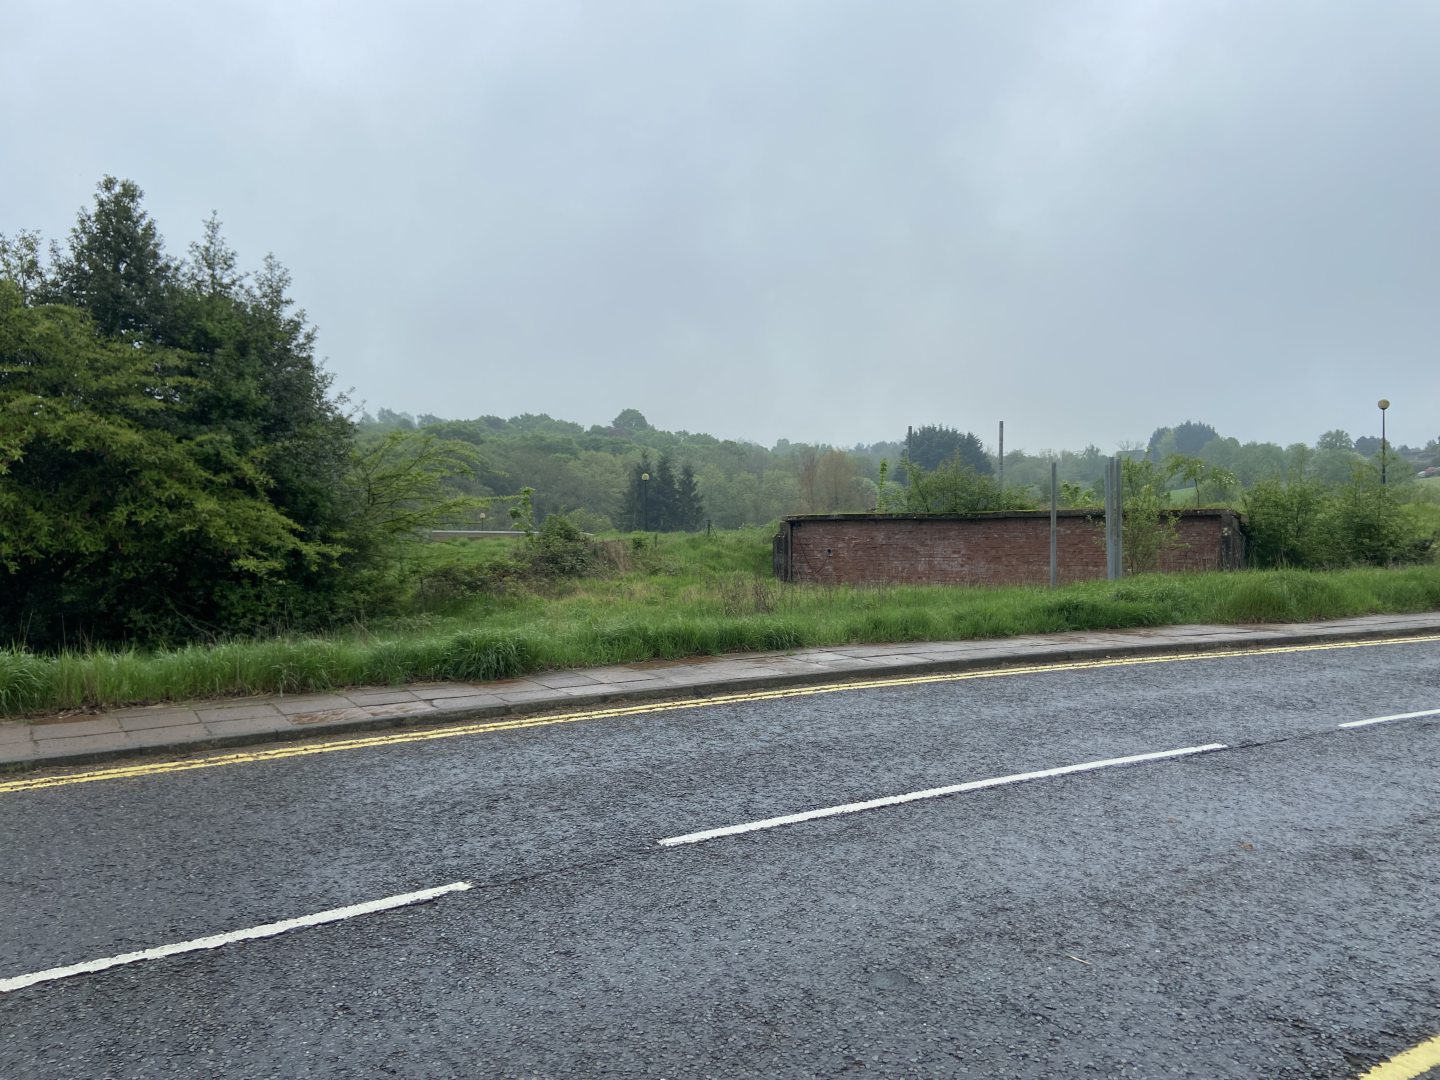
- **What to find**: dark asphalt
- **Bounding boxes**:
[2,640,1438,1078]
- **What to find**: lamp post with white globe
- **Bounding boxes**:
[1378,399,1390,485]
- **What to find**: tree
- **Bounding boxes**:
[14,180,357,556]
[1120,458,1180,573]
[1148,421,1219,460]
[622,451,654,531]
[1164,454,1239,507]
[652,454,679,530]
[48,176,176,340]
[184,213,244,298]
[373,408,417,430]
[1201,465,1238,505]
[1284,443,1313,484]
[613,453,702,531]
[0,230,45,302]
[1311,447,1363,487]
[1316,429,1354,452]
[0,178,436,647]
[0,283,330,646]
[905,425,991,474]
[611,408,651,435]
[1230,441,1285,487]
[344,431,485,541]
[1166,454,1206,507]
[673,463,705,530]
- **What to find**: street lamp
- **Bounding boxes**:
[640,472,650,531]
[1378,399,1390,485]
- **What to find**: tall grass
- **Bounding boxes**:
[3,527,1438,718]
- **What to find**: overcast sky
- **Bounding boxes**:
[4,1,1437,453]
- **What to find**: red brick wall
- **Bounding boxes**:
[773,511,1244,586]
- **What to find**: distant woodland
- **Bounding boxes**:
[359,408,1438,531]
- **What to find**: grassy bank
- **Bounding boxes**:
[3,528,1439,717]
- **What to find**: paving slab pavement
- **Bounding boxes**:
[3,612,1438,772]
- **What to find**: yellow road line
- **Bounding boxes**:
[3,634,1436,796]
[1357,1032,1440,1079]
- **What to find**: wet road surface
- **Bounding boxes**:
[2,639,1438,1078]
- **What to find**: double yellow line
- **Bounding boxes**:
[3,634,1436,797]
[1357,1032,1440,1079]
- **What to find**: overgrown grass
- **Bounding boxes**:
[4,526,1439,717]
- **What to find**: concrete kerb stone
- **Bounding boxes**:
[0,724,36,745]
[2,618,1436,775]
[29,717,124,739]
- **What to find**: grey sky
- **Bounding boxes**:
[4,1,1437,454]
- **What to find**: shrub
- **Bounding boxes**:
[902,459,1037,513]
[1244,471,1435,569]
[1242,481,1331,568]
[521,514,595,579]
[1120,459,1180,573]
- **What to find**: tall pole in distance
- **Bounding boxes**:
[641,471,650,531]
[998,420,1005,494]
[1378,399,1390,485]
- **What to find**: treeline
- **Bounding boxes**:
[364,407,1440,530]
[357,413,1051,530]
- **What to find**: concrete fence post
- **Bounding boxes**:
[1049,461,1058,588]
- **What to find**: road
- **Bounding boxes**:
[2,638,1438,1078]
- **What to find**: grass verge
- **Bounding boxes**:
[3,529,1439,717]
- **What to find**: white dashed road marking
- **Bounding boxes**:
[1338,707,1440,730]
[0,881,473,994]
[657,743,1230,847]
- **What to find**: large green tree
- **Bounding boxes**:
[0,283,331,645]
[0,178,400,647]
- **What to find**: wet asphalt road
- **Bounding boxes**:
[1,640,1438,1078]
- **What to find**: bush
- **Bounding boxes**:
[520,514,596,579]
[1120,459,1180,573]
[1244,471,1435,569]
[902,459,1037,513]
[1242,481,1331,567]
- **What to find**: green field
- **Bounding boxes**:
[3,528,1439,718]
